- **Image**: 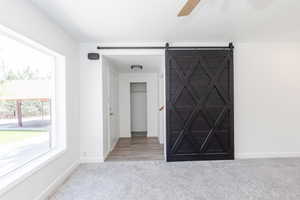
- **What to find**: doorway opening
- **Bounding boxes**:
[130,82,147,137]
[100,45,233,162]
[101,54,165,162]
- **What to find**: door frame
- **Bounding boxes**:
[129,81,148,137]
[119,74,160,138]
[107,65,119,152]
[100,50,167,161]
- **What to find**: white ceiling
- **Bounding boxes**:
[31,0,300,42]
[105,55,163,73]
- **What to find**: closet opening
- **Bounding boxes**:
[130,82,147,137]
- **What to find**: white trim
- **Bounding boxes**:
[103,150,110,161]
[103,137,118,161]
[80,157,104,163]
[119,73,159,138]
[98,49,166,161]
[110,138,118,152]
[0,149,65,196]
[236,152,300,159]
[34,161,79,200]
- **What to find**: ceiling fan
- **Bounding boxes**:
[178,0,201,17]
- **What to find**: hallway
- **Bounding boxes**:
[106,136,164,161]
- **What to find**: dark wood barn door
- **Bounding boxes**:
[165,49,234,161]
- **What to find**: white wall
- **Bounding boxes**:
[235,43,300,158]
[79,45,164,161]
[0,1,80,200]
[80,41,300,162]
[80,51,121,162]
[119,73,159,138]
[130,83,147,132]
[79,44,103,162]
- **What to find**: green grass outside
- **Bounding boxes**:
[0,130,48,145]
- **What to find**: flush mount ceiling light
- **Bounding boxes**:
[131,65,143,72]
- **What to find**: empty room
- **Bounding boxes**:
[0,0,300,200]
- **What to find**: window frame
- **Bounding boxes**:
[0,24,67,195]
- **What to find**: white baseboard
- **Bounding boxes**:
[236,152,300,159]
[80,157,103,163]
[110,139,118,152]
[81,153,300,161]
[103,150,109,161]
[35,161,80,200]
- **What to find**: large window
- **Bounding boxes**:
[0,31,55,176]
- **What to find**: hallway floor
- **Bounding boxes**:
[105,136,164,161]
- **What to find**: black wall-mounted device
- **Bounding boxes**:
[88,53,100,60]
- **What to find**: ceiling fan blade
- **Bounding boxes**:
[178,0,201,17]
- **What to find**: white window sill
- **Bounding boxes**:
[0,148,66,196]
